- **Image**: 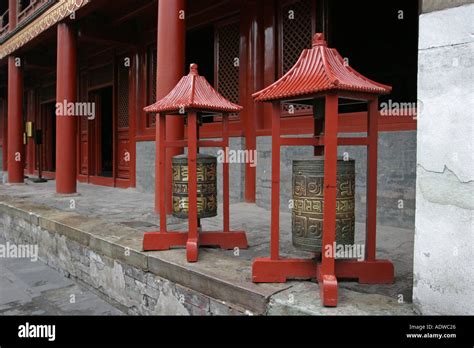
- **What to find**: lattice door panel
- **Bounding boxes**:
[117,61,130,129]
[147,46,157,128]
[117,57,130,181]
[79,72,89,175]
[216,19,240,119]
[281,0,313,115]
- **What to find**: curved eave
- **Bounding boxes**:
[143,103,242,114]
[0,0,91,60]
[144,68,243,114]
[253,45,392,103]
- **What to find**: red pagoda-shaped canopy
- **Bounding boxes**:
[253,33,391,102]
[144,63,243,114]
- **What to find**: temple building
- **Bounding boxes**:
[0,0,472,315]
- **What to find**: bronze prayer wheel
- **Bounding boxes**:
[172,154,218,219]
[292,157,355,253]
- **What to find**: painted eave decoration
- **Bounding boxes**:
[0,0,91,60]
[253,33,392,102]
[144,63,243,114]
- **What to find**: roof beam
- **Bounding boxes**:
[77,30,136,49]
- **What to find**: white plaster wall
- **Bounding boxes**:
[413,4,474,314]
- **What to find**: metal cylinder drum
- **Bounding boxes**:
[292,157,355,253]
[172,154,218,219]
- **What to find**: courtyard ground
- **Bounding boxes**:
[0,176,415,315]
[0,231,123,315]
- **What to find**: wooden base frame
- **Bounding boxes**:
[251,95,394,306]
[143,112,248,262]
[143,230,248,262]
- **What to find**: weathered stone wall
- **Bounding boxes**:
[421,0,474,13]
[199,137,246,203]
[137,131,416,229]
[256,132,417,229]
[0,204,244,315]
[413,3,474,315]
[135,141,155,193]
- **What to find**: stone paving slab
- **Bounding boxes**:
[0,180,415,315]
[268,282,414,315]
[0,236,123,315]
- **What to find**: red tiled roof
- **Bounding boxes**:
[144,64,243,114]
[253,33,391,102]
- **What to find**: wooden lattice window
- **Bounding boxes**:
[117,59,129,129]
[280,0,314,115]
[215,18,240,119]
[147,45,157,128]
[216,19,240,104]
[281,0,313,74]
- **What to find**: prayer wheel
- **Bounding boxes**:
[292,157,355,252]
[172,154,218,219]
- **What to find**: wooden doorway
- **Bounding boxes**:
[38,102,56,173]
[77,59,132,188]
[88,86,115,186]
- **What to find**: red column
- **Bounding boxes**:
[321,94,339,277]
[56,23,77,194]
[8,0,17,31]
[240,0,263,203]
[365,98,379,261]
[319,93,339,307]
[186,111,198,262]
[155,0,186,213]
[7,56,24,183]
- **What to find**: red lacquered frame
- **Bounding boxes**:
[252,96,394,306]
[143,111,248,262]
[251,33,394,306]
[141,63,249,262]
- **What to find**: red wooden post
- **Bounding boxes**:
[187,111,199,262]
[243,0,263,204]
[158,113,167,233]
[223,113,230,232]
[321,94,338,275]
[7,56,23,183]
[366,98,379,261]
[155,0,186,214]
[270,102,281,260]
[56,23,77,194]
[319,93,339,306]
